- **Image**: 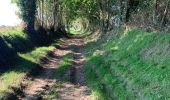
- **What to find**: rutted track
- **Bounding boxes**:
[14,38,91,100]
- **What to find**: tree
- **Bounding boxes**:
[12,0,37,32]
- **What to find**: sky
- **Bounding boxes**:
[0,0,21,26]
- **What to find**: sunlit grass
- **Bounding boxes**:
[0,71,24,95]
[66,27,91,36]
[20,46,54,64]
[0,27,34,53]
[42,53,74,99]
[54,53,73,81]
[84,29,170,99]
[0,46,54,97]
[0,26,61,99]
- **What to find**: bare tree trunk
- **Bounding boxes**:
[125,0,130,23]
[37,0,41,22]
[153,0,158,25]
[53,0,56,29]
[41,0,44,27]
[161,1,169,26]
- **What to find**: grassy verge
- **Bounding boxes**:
[0,27,56,98]
[0,28,34,52]
[0,46,54,98]
[84,29,170,100]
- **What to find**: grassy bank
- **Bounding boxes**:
[0,28,31,67]
[0,27,61,68]
[0,46,54,98]
[0,28,56,98]
[0,28,34,52]
[84,29,170,100]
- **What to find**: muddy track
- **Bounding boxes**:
[14,38,91,100]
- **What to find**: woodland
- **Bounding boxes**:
[0,0,170,99]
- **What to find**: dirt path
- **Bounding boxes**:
[54,38,91,100]
[16,38,91,100]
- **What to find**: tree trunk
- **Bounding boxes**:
[41,0,44,27]
[161,0,169,26]
[153,0,158,25]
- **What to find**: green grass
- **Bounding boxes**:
[0,27,55,98]
[41,53,74,100]
[0,28,34,52]
[84,29,170,100]
[54,53,73,81]
[0,46,54,98]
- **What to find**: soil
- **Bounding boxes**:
[15,38,91,100]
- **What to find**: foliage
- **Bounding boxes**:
[13,0,170,32]
[12,0,37,31]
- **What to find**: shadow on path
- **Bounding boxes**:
[15,38,91,100]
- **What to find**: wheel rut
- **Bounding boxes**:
[55,38,91,100]
[15,38,91,100]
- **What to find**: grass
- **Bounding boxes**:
[0,46,54,98]
[0,28,36,67]
[0,28,34,52]
[2,26,170,99]
[67,27,91,35]
[42,53,74,100]
[0,27,71,99]
[0,27,55,98]
[84,28,170,100]
[54,53,73,81]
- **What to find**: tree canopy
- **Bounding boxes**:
[12,0,170,32]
